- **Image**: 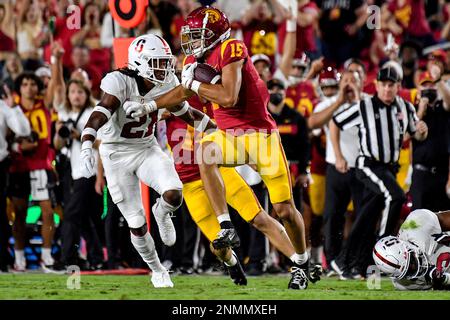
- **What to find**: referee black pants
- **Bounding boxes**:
[338,162,405,274]
[323,165,364,266]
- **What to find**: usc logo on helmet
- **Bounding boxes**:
[203,8,221,23]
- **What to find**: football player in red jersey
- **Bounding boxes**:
[124,4,318,289]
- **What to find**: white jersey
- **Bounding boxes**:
[393,209,450,290]
[313,95,369,167]
[99,70,178,147]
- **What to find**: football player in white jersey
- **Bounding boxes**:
[373,209,450,290]
[79,34,215,288]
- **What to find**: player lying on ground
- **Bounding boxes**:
[122,5,315,290]
[80,34,215,288]
[374,208,450,290]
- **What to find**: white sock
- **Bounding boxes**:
[224,251,237,267]
[15,250,25,264]
[290,252,308,265]
[130,232,165,273]
[217,213,231,224]
[41,248,54,265]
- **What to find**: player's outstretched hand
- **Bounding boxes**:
[80,142,96,178]
[123,100,157,118]
[432,233,450,247]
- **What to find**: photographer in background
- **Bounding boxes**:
[53,79,104,270]
[410,66,450,212]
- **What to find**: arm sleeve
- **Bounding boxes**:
[2,103,31,137]
[100,72,128,106]
[333,102,361,131]
[297,114,310,174]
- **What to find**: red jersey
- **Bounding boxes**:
[186,39,277,133]
[166,96,212,184]
[10,99,54,172]
[285,81,318,117]
[242,20,278,70]
[387,0,431,37]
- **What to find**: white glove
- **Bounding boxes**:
[80,141,96,178]
[181,62,201,94]
[123,100,157,118]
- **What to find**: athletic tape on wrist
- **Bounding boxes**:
[191,80,201,94]
[145,100,158,114]
[93,105,112,119]
[195,114,210,132]
[81,127,97,140]
[171,102,189,116]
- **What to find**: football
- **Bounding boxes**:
[193,63,221,84]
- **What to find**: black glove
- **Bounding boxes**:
[426,267,448,290]
[431,233,450,246]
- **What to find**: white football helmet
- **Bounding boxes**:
[128,34,176,84]
[373,236,429,280]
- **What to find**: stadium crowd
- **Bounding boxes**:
[0,0,449,280]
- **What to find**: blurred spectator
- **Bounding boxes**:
[251,54,272,82]
[399,40,422,89]
[71,2,111,76]
[0,86,31,273]
[382,0,435,47]
[42,0,79,69]
[2,53,24,91]
[267,77,310,217]
[149,0,181,48]
[442,1,450,41]
[241,0,288,69]
[135,7,163,38]
[317,0,368,66]
[53,79,104,270]
[16,0,45,70]
[215,0,251,24]
[170,0,200,52]
[35,65,52,91]
[0,2,16,70]
[411,68,450,211]
[70,45,102,99]
[278,0,320,59]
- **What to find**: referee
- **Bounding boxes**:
[331,66,428,276]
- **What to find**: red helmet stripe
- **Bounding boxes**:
[373,248,401,269]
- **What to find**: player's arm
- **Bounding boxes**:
[170,102,217,132]
[80,93,119,178]
[186,60,244,108]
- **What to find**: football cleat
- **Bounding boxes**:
[152,199,176,247]
[151,270,174,288]
[288,265,308,290]
[226,253,247,286]
[212,228,240,249]
[330,260,351,280]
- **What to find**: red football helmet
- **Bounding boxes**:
[319,66,340,87]
[180,6,231,58]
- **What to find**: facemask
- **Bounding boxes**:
[269,93,284,105]
[421,88,438,104]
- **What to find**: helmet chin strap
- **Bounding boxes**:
[195,28,231,58]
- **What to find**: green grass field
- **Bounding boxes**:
[0,273,450,300]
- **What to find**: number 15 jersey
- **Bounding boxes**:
[99,70,177,147]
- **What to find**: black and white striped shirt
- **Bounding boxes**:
[333,95,419,165]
